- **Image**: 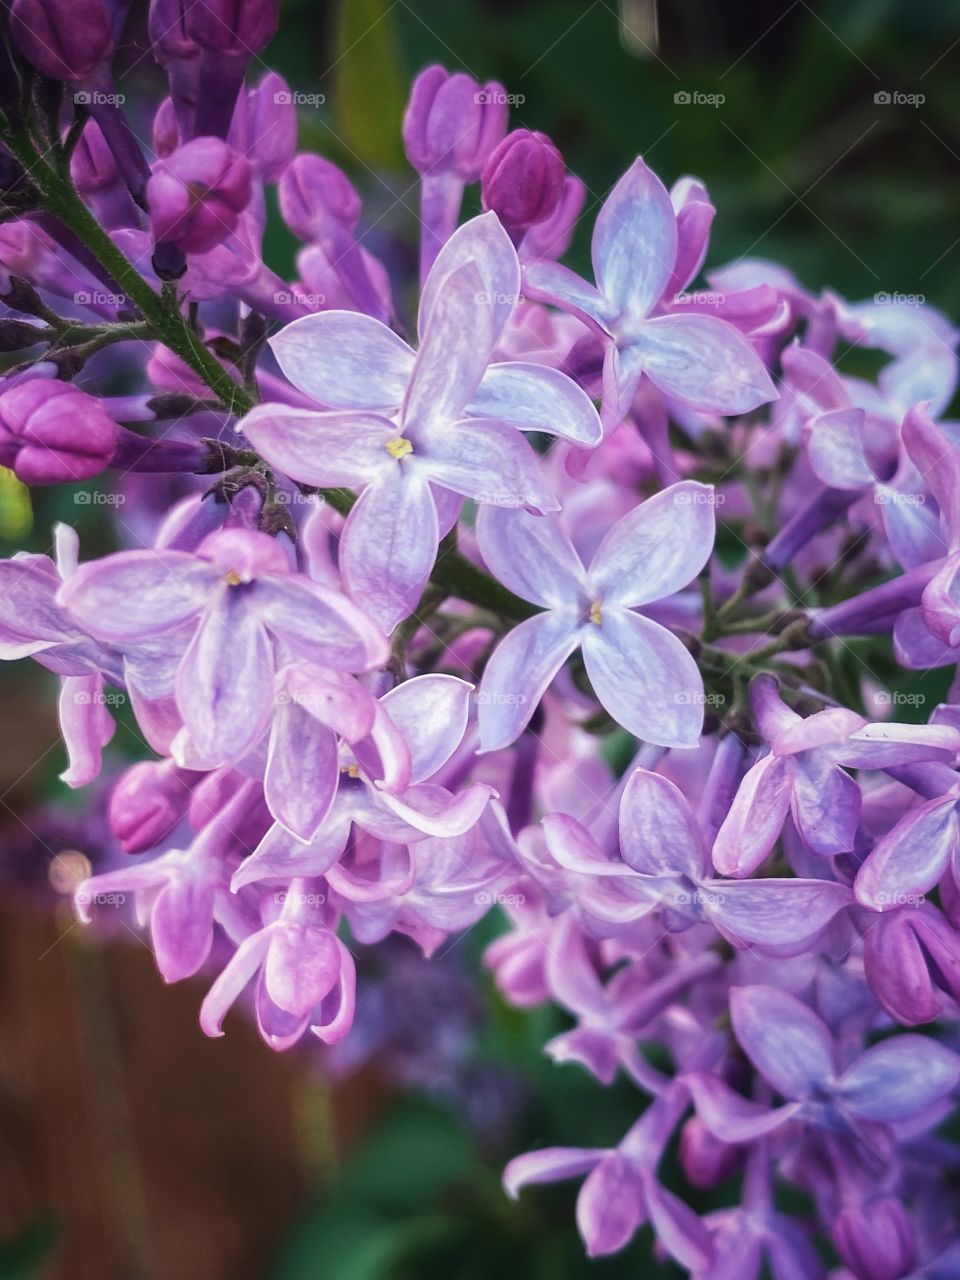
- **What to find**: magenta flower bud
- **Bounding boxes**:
[243,72,297,183]
[152,97,180,159]
[482,129,566,235]
[147,137,252,255]
[520,173,586,261]
[0,381,118,484]
[70,120,139,229]
[678,1115,741,1189]
[9,0,124,80]
[832,1199,916,1280]
[402,64,507,181]
[278,154,362,241]
[109,759,196,853]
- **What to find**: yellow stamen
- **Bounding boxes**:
[385,436,413,460]
[224,569,244,586]
[340,763,360,778]
[589,600,603,626]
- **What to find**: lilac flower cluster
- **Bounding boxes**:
[1,3,959,1272]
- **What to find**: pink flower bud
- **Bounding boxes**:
[109,760,196,853]
[832,1198,916,1280]
[0,380,118,484]
[482,129,566,235]
[10,0,122,80]
[678,1115,741,1189]
[147,137,252,255]
[278,154,361,241]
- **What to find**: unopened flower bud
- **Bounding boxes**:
[832,1198,916,1280]
[402,64,507,181]
[678,1115,741,1189]
[278,154,361,241]
[0,380,118,484]
[482,129,566,235]
[147,137,252,255]
[110,759,196,853]
[9,0,124,81]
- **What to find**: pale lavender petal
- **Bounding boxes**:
[619,768,708,880]
[901,401,960,544]
[588,481,716,608]
[151,876,215,982]
[419,212,521,345]
[893,606,958,670]
[175,593,274,764]
[522,259,614,333]
[855,793,960,909]
[837,1037,960,1122]
[230,817,351,891]
[420,418,557,512]
[633,314,778,414]
[377,782,493,837]
[268,311,414,408]
[0,555,74,657]
[780,345,850,413]
[837,721,960,768]
[711,753,795,877]
[311,938,356,1044]
[59,551,215,642]
[404,261,495,433]
[256,577,389,670]
[582,610,704,748]
[340,469,439,634]
[380,674,474,783]
[730,985,835,1099]
[878,485,948,570]
[283,665,377,741]
[774,706,866,755]
[239,406,395,488]
[58,674,115,788]
[707,877,852,954]
[542,812,635,876]
[803,408,874,489]
[468,362,603,445]
[592,157,677,320]
[264,701,339,840]
[477,610,581,751]
[643,1174,714,1273]
[576,1154,647,1258]
[475,506,584,607]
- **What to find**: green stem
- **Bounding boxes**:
[2,123,253,416]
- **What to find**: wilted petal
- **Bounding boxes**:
[837,1036,960,1122]
[803,408,874,489]
[478,610,581,750]
[582,609,704,748]
[855,792,960,909]
[468,361,603,445]
[380,674,474,783]
[711,753,795,877]
[730,985,835,1099]
[476,506,583,607]
[588,481,716,608]
[239,406,395,488]
[420,418,557,512]
[619,768,708,880]
[632,314,777,415]
[592,158,677,321]
[340,469,439,634]
[268,311,414,408]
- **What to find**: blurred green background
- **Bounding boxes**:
[4,1,960,1277]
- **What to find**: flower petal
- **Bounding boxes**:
[837,1037,960,1122]
[592,157,677,321]
[711,753,795,877]
[803,408,874,489]
[264,701,339,840]
[58,673,115,788]
[380,674,474,784]
[854,793,960,910]
[684,1072,802,1142]
[503,1147,606,1199]
[420,418,557,512]
[239,406,395,488]
[477,610,580,751]
[730,985,835,1099]
[790,758,861,856]
[582,610,704,747]
[588,481,716,608]
[707,877,852,955]
[576,1154,648,1258]
[468,361,602,445]
[475,505,583,607]
[522,259,614,333]
[257,576,389,670]
[633,314,777,415]
[59,550,214,642]
[419,211,520,345]
[268,310,414,408]
[619,768,708,880]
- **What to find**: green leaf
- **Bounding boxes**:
[334,0,407,171]
[0,1220,58,1280]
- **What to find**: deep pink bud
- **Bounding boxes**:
[148,0,278,62]
[10,0,123,80]
[832,1199,916,1280]
[678,1115,741,1190]
[278,154,361,240]
[0,381,118,484]
[402,64,507,181]
[482,129,565,235]
[109,760,196,853]
[147,137,252,254]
